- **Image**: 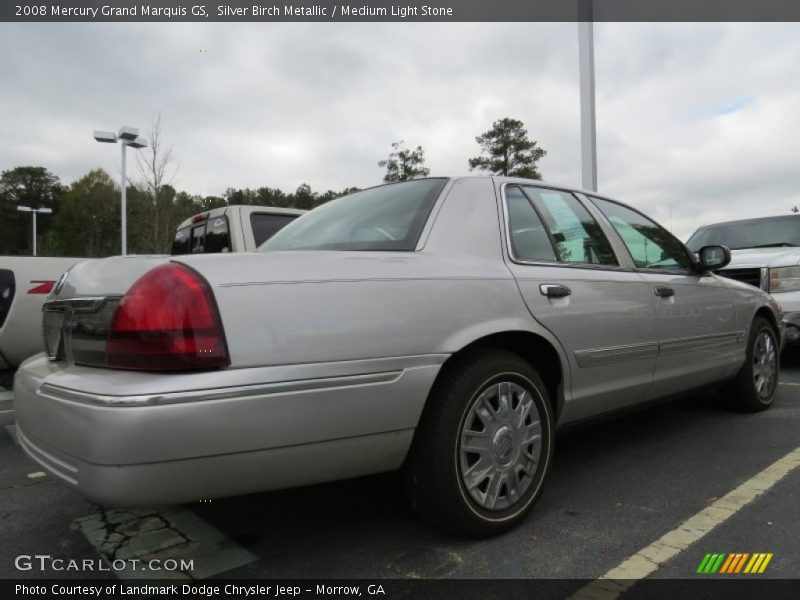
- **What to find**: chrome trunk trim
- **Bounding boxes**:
[37,370,403,407]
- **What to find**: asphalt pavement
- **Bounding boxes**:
[1,352,798,586]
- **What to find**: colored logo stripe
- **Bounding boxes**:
[697,553,726,573]
[698,552,773,574]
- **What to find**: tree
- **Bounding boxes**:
[53,169,120,257]
[137,111,181,253]
[0,166,65,255]
[293,183,317,210]
[468,118,546,179]
[378,140,430,182]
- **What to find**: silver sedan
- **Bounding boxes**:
[14,177,782,536]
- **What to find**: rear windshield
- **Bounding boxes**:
[171,216,231,255]
[687,216,800,251]
[251,213,298,246]
[259,179,448,252]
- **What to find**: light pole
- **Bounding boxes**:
[578,1,598,192]
[17,206,53,257]
[93,126,148,255]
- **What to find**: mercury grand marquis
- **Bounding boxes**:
[14,177,782,536]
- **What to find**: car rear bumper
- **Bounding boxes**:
[14,353,444,506]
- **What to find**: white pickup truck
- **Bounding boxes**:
[0,204,304,387]
[687,213,800,344]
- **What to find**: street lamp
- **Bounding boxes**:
[93,126,148,255]
[17,206,53,257]
[578,0,598,192]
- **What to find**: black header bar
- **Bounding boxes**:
[5,0,800,23]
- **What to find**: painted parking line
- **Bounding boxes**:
[0,390,13,403]
[75,506,257,580]
[570,446,800,599]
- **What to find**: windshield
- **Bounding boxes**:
[687,216,800,251]
[259,178,448,252]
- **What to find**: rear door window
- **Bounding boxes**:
[171,227,191,255]
[190,224,206,253]
[505,187,557,262]
[205,217,231,253]
[251,213,298,247]
[520,186,618,266]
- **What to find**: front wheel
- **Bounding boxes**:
[722,317,779,412]
[404,349,554,537]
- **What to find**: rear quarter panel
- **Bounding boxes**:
[176,178,568,376]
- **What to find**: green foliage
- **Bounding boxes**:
[222,183,358,211]
[468,118,546,179]
[378,140,430,182]
[0,166,65,255]
[0,164,361,257]
[53,169,121,257]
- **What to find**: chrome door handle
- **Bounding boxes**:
[540,284,572,298]
[654,286,675,298]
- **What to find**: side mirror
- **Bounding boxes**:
[698,245,731,272]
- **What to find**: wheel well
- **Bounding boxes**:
[439,331,564,418]
[755,307,779,335]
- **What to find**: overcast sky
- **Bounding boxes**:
[2,22,799,239]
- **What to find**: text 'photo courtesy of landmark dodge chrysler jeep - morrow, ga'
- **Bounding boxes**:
[14,177,783,536]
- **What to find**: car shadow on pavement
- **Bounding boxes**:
[184,381,799,578]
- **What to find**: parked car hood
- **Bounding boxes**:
[726,247,800,269]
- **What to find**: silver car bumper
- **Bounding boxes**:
[771,290,800,344]
[14,353,444,506]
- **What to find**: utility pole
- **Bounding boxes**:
[579,0,598,192]
[16,206,52,256]
[94,126,148,255]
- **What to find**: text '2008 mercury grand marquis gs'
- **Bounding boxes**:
[14,177,782,536]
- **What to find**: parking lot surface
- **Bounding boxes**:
[1,352,798,585]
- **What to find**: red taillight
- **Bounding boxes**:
[107,262,229,371]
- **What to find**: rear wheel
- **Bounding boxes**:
[722,317,779,412]
[404,349,554,536]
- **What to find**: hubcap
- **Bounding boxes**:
[753,331,778,399]
[459,380,542,511]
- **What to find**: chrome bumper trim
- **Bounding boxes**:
[37,370,403,407]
